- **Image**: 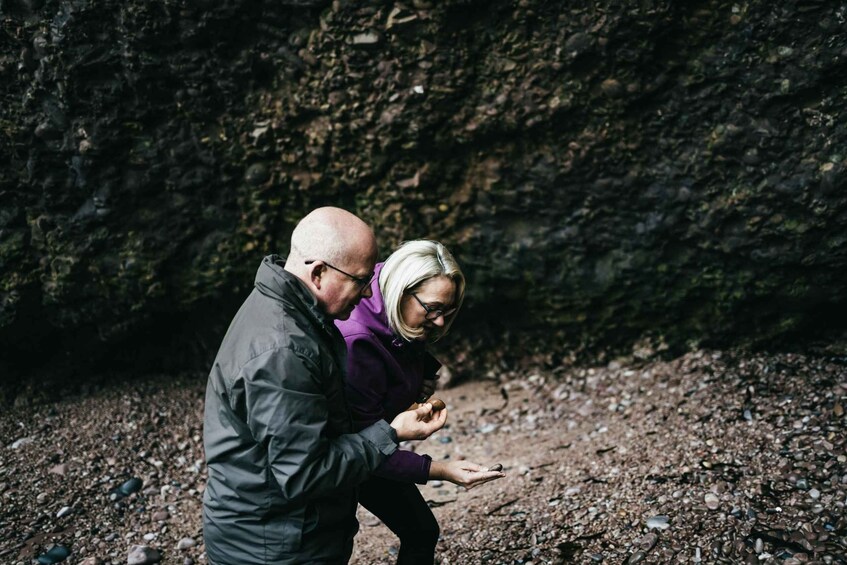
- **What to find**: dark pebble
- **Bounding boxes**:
[244,163,270,185]
[111,477,143,499]
[37,544,70,564]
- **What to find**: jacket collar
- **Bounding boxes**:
[342,262,424,351]
[255,255,338,337]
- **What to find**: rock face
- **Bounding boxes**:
[1,1,845,389]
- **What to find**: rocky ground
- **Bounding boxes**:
[1,348,845,565]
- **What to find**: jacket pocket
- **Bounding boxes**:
[263,505,304,560]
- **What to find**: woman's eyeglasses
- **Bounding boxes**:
[411,293,457,320]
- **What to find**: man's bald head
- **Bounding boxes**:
[287,207,377,267]
[285,207,378,319]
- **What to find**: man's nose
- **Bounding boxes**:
[360,284,373,298]
[432,314,446,327]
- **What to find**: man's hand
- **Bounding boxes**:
[429,460,506,489]
[390,402,447,441]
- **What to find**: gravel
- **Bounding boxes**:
[1,349,845,564]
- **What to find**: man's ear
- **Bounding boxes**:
[309,262,324,289]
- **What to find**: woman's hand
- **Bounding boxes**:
[429,460,506,489]
[390,402,448,441]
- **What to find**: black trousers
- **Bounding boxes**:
[358,475,440,565]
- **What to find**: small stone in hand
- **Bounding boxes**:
[428,398,446,411]
[488,463,503,472]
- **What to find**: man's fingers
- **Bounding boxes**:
[433,407,448,426]
[421,403,447,422]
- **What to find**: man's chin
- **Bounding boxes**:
[335,304,358,321]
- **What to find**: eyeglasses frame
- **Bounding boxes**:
[304,260,374,290]
[410,293,457,321]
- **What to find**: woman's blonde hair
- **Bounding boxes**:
[379,240,465,342]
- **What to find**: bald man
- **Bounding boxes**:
[203,208,446,564]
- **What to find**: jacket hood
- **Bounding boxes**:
[337,262,423,352]
[340,262,397,342]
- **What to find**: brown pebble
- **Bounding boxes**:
[488,463,503,472]
[429,398,446,411]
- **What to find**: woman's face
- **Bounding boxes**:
[401,275,457,341]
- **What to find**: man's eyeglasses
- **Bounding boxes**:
[305,260,374,289]
[411,293,457,321]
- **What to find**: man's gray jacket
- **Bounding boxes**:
[203,255,399,564]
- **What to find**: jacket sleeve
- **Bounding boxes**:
[344,334,433,484]
[240,346,398,505]
[373,449,433,484]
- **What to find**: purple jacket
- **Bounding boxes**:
[335,263,440,484]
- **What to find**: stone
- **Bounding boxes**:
[244,163,270,186]
[638,532,658,551]
[49,463,69,475]
[127,545,161,565]
[36,544,70,564]
[646,515,670,530]
[112,477,143,499]
[11,437,34,449]
[704,493,720,510]
[151,509,170,521]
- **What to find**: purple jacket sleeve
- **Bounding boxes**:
[344,333,433,484]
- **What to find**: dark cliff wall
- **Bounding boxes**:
[1,0,846,389]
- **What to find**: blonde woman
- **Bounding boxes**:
[336,240,503,564]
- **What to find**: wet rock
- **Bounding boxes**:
[646,515,670,530]
[563,32,594,58]
[49,463,69,475]
[386,7,418,30]
[704,492,720,510]
[244,163,270,186]
[351,31,381,46]
[638,532,658,551]
[3,0,846,405]
[11,437,34,449]
[600,79,623,98]
[152,509,170,521]
[36,544,70,564]
[110,477,143,500]
[127,545,161,565]
[176,537,196,550]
